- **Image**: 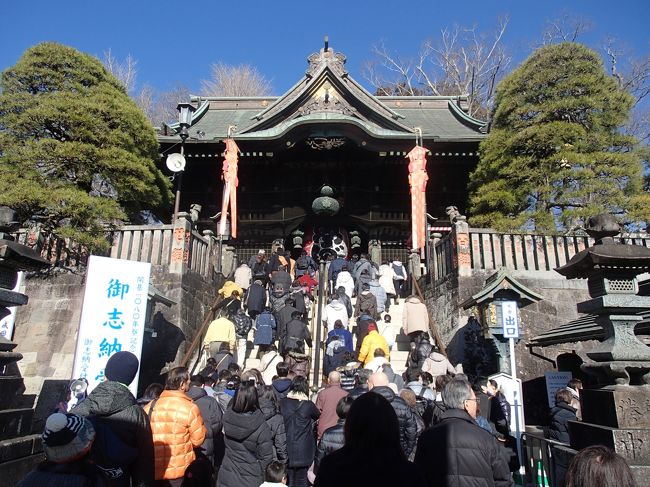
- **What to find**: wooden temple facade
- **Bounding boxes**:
[158,44,486,262]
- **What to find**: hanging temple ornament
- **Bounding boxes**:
[312,185,340,216]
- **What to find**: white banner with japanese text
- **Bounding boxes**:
[0,271,23,340]
[72,256,151,396]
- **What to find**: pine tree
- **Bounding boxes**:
[0,42,172,250]
[468,42,646,232]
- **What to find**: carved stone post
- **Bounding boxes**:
[170,212,191,275]
[431,232,442,281]
[452,217,472,277]
[202,230,214,279]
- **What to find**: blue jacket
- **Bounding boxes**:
[327,328,353,353]
[328,258,348,281]
[254,311,276,345]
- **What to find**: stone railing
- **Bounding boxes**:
[12,213,220,280]
[431,223,650,282]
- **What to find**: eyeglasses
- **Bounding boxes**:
[464,398,480,403]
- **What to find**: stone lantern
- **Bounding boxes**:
[554,214,650,481]
[0,207,50,482]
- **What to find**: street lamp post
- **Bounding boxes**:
[172,102,196,221]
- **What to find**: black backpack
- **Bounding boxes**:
[414,395,434,427]
[232,311,253,337]
[296,255,310,270]
[87,416,139,480]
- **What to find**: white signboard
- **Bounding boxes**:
[544,371,573,408]
[501,300,519,338]
[0,271,23,340]
[72,256,151,396]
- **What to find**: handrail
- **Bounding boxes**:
[180,294,224,369]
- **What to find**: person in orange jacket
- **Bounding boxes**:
[144,367,206,485]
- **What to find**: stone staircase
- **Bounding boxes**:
[242,295,412,384]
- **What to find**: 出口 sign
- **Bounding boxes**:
[72,256,151,395]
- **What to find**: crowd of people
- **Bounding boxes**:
[17,246,638,487]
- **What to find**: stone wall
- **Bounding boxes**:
[11,265,222,432]
[425,269,592,424]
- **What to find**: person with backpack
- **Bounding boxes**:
[215,290,242,317]
[281,377,321,487]
[71,351,154,486]
[335,285,353,318]
[407,332,433,377]
[327,319,353,352]
[354,269,374,298]
[232,308,253,367]
[323,294,349,330]
[271,265,293,293]
[295,250,316,278]
[283,311,312,354]
[378,261,396,311]
[334,266,354,300]
[250,252,271,287]
[254,307,277,353]
[204,315,237,360]
[245,279,266,319]
[328,255,348,293]
[368,277,387,316]
[323,332,348,377]
[391,259,408,302]
[352,253,375,283]
[144,366,206,486]
[421,344,456,380]
[354,282,378,320]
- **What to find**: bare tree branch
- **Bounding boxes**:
[538,12,593,46]
[102,49,138,93]
[364,18,510,118]
[201,63,272,97]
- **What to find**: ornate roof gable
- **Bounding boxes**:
[239,46,415,135]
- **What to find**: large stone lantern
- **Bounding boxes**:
[554,214,650,482]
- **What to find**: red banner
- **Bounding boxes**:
[220,138,240,238]
[407,145,429,250]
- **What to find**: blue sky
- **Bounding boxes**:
[1,0,648,96]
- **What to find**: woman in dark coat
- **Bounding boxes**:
[253,307,276,350]
[245,280,266,318]
[217,384,274,487]
[259,386,288,463]
[280,377,320,487]
[314,392,426,487]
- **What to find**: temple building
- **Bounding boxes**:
[158,43,486,262]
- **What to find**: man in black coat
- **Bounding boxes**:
[283,311,312,354]
[548,388,577,444]
[367,372,418,458]
[72,351,154,487]
[187,375,224,467]
[414,378,513,487]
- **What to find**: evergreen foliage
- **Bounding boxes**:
[0,42,171,250]
[468,42,648,232]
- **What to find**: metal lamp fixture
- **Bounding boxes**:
[177,103,196,141]
[172,103,196,221]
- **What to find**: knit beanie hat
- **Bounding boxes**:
[367,322,378,332]
[42,413,95,463]
[105,351,139,385]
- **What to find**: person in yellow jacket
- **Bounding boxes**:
[357,322,390,365]
[144,366,206,483]
[203,316,237,358]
